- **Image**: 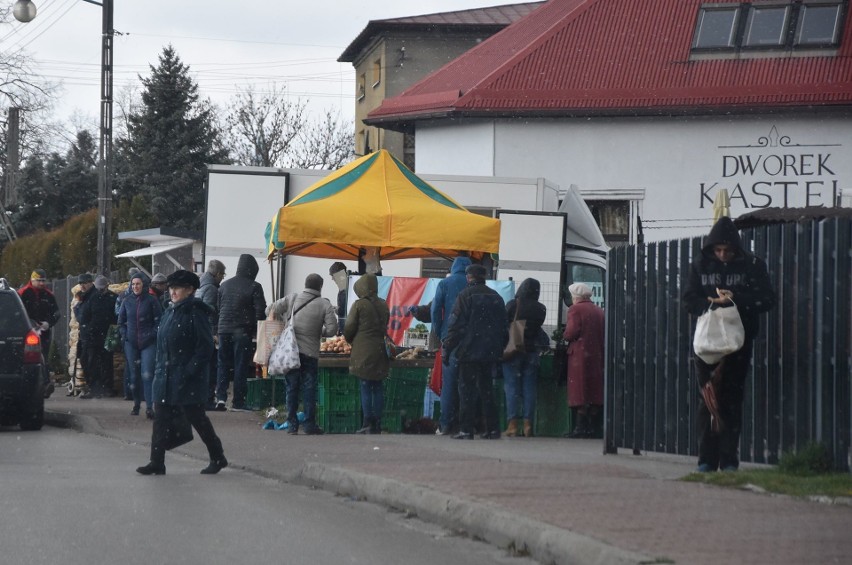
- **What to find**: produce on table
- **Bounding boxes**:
[320,335,352,355]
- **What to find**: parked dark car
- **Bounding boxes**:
[0,278,45,430]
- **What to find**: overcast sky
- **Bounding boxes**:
[3,0,539,129]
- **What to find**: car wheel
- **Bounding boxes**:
[20,394,45,431]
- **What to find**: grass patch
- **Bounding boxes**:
[683,443,852,499]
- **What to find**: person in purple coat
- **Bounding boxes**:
[118,272,163,419]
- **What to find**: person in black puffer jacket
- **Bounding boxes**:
[443,264,509,440]
[682,216,775,473]
[501,278,547,438]
[215,254,266,411]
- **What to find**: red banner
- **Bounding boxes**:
[384,277,429,344]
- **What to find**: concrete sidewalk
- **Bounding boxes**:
[44,394,851,565]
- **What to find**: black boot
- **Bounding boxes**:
[356,417,373,434]
[200,456,228,475]
[369,418,381,434]
[565,413,589,438]
[136,462,166,475]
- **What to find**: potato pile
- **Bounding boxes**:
[320,335,351,355]
[395,346,425,360]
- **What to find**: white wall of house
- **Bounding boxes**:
[415,114,852,241]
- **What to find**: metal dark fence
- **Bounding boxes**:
[605,218,851,471]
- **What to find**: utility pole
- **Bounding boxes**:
[95,0,114,276]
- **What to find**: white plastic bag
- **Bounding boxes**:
[267,296,300,374]
[693,303,745,365]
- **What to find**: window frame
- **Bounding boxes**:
[795,1,846,46]
[692,4,742,50]
[742,4,792,48]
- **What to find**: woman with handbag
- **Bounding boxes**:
[344,273,390,434]
[137,270,227,476]
[683,217,775,473]
[118,272,162,419]
[501,278,547,437]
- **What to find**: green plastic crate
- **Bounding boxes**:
[246,377,286,410]
[317,409,361,434]
[382,403,423,433]
[318,385,360,413]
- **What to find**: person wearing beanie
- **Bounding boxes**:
[683,216,775,473]
[149,273,170,310]
[137,269,228,475]
[18,268,61,397]
[563,281,605,438]
[77,273,118,399]
[442,262,508,440]
[118,271,162,418]
[197,259,227,410]
[267,273,337,434]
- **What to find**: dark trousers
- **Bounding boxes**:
[695,340,753,470]
[207,347,218,407]
[81,341,113,395]
[458,362,499,435]
[149,404,224,466]
[284,355,319,430]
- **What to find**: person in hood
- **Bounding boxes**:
[683,216,775,473]
[137,270,227,476]
[118,272,162,419]
[344,273,391,434]
[502,278,547,438]
[430,255,472,436]
[197,259,226,409]
[443,263,508,440]
[115,267,141,400]
[215,254,266,411]
[18,268,61,397]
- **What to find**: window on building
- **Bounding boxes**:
[372,59,381,87]
[403,133,416,171]
[586,200,630,247]
[796,3,844,45]
[693,6,740,48]
[692,1,845,53]
[744,5,790,47]
[358,74,366,101]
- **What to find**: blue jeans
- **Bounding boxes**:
[125,341,156,410]
[439,351,460,431]
[216,330,253,407]
[360,379,384,422]
[502,352,540,421]
[284,355,319,430]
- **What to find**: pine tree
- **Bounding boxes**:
[117,45,229,231]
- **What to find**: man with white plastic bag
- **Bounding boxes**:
[683,217,775,473]
[266,274,337,435]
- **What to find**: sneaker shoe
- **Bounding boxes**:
[136,463,166,475]
[200,457,228,475]
[480,430,501,440]
[303,426,325,435]
[697,463,715,473]
[214,400,227,412]
[451,431,474,440]
[721,465,738,472]
[287,426,299,435]
[130,406,140,416]
[145,408,155,420]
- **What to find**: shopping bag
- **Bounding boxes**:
[164,406,194,450]
[384,334,398,360]
[268,324,300,374]
[502,319,526,360]
[429,348,443,395]
[253,318,284,365]
[104,324,122,353]
[693,303,744,365]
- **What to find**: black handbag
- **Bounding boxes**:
[163,406,194,450]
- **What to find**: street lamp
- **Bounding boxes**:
[14,0,114,277]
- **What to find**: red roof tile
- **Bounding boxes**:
[367,0,852,124]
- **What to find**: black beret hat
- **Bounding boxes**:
[166,269,200,290]
[78,273,94,284]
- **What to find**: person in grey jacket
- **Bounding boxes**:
[215,254,266,411]
[267,274,338,434]
[196,259,225,410]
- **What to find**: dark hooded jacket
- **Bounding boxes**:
[117,274,162,350]
[430,256,472,341]
[217,254,266,336]
[153,296,214,406]
[682,217,775,341]
[444,278,509,363]
[78,286,117,345]
[505,278,547,353]
[344,274,390,381]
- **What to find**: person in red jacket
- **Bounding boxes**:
[563,282,605,438]
[18,268,61,397]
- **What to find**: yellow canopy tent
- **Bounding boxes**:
[267,150,500,261]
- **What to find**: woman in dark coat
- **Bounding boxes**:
[344,274,390,434]
[136,270,227,476]
[563,282,605,438]
[502,278,547,437]
[118,272,162,419]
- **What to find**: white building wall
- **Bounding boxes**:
[416,114,852,241]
